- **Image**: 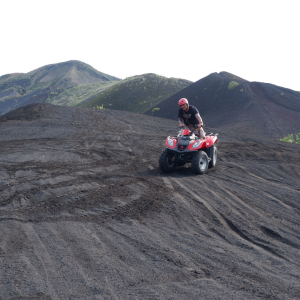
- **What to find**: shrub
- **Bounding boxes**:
[151,107,160,115]
[295,133,300,144]
[280,134,295,143]
[228,81,239,90]
[94,104,105,109]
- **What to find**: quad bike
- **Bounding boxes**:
[159,126,218,174]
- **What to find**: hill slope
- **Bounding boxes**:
[82,73,192,113]
[0,60,120,115]
[144,72,300,139]
[0,103,299,299]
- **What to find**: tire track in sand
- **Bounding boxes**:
[170,177,287,260]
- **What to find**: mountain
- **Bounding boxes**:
[3,62,300,140]
[144,72,300,139]
[82,73,192,113]
[0,60,120,115]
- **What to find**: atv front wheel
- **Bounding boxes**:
[159,149,176,173]
[191,151,209,174]
[208,145,217,168]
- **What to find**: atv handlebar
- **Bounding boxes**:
[178,125,199,137]
[179,125,200,129]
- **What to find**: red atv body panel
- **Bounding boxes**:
[160,128,218,173]
[166,134,217,151]
[166,138,177,149]
[164,129,218,166]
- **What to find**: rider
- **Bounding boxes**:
[178,98,206,138]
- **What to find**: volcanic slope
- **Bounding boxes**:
[82,73,192,113]
[0,60,120,115]
[144,72,300,139]
[0,103,300,299]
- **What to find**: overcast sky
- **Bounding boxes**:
[1,0,299,90]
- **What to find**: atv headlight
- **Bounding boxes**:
[167,138,174,147]
[191,141,201,149]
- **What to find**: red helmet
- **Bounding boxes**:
[178,98,189,106]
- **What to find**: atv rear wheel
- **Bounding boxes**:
[208,145,217,168]
[159,149,176,173]
[191,151,209,174]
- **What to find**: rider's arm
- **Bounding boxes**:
[195,114,203,127]
[178,118,184,127]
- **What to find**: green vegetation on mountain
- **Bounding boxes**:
[0,61,191,116]
[48,81,118,106]
[228,81,240,90]
[280,133,300,144]
[82,73,192,113]
[151,107,160,115]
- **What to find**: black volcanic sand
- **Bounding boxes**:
[0,104,300,299]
